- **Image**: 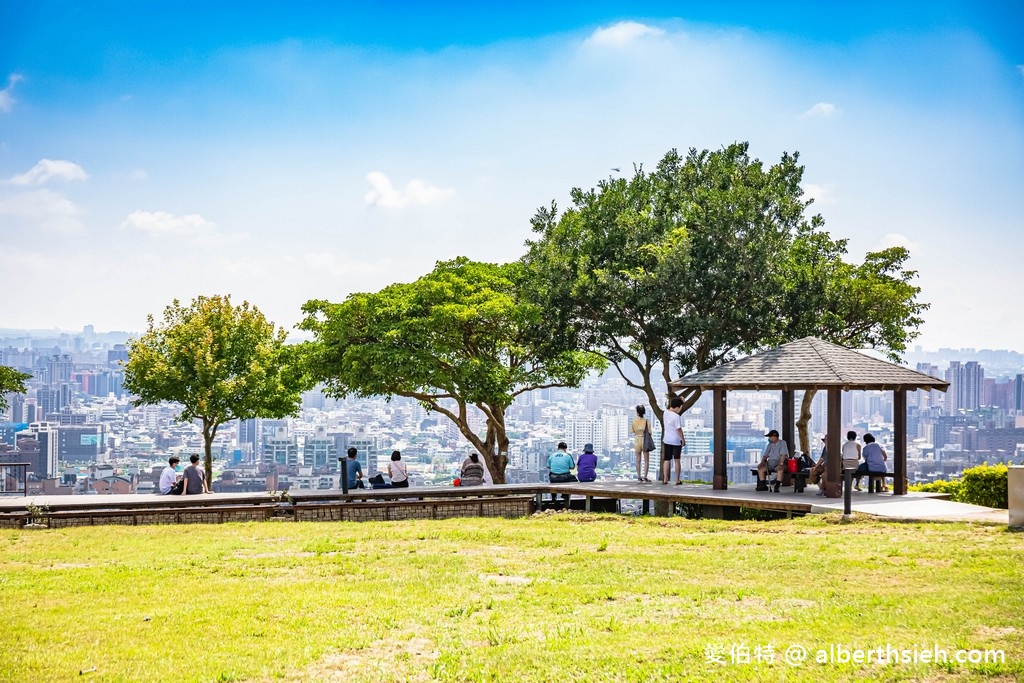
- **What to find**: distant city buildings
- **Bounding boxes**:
[1,326,1023,493]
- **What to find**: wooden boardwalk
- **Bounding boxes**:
[0,480,1008,526]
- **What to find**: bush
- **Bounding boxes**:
[909,479,962,498]
[959,463,1008,509]
[908,464,1008,509]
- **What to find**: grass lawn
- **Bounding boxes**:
[1,512,1022,682]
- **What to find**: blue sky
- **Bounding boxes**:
[1,2,1022,352]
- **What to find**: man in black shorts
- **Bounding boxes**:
[660,396,686,484]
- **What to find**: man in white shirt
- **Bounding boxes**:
[159,456,182,495]
[660,397,686,485]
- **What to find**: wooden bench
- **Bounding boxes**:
[862,471,896,493]
[750,468,810,493]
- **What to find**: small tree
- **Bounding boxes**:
[0,365,31,411]
[123,295,307,484]
[299,258,604,483]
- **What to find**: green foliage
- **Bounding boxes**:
[0,365,31,410]
[960,464,1009,509]
[123,295,307,480]
[524,143,818,425]
[299,258,604,482]
[909,464,1008,509]
[909,479,962,498]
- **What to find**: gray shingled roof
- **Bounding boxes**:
[669,337,949,391]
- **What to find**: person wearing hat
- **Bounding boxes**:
[756,429,789,492]
[577,443,598,483]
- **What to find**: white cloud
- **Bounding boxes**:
[800,102,839,119]
[364,171,455,209]
[0,73,22,113]
[8,159,89,185]
[802,182,837,207]
[874,233,919,252]
[122,210,216,234]
[585,21,665,48]
[127,169,148,181]
[121,210,248,247]
[0,188,83,232]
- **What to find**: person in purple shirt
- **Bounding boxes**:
[577,443,598,482]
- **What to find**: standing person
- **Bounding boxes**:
[344,447,365,489]
[576,443,598,483]
[756,430,789,492]
[388,450,409,488]
[854,433,889,491]
[181,454,209,495]
[460,453,485,487]
[661,397,686,485]
[159,456,183,495]
[631,406,654,482]
[841,431,862,488]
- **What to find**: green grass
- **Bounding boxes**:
[1,513,1022,682]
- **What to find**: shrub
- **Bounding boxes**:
[959,463,1008,509]
[909,479,962,498]
[909,464,1008,509]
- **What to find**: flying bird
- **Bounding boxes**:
[611,167,621,172]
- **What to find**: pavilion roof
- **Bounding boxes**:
[669,337,949,392]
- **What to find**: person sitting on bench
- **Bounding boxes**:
[854,433,889,491]
[757,430,789,492]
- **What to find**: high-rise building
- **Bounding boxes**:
[17,422,59,479]
[303,425,337,471]
[963,362,984,410]
[57,425,107,462]
[46,354,73,384]
[263,427,298,468]
[944,361,962,414]
[1015,374,1023,412]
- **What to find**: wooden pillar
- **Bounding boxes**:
[713,389,728,490]
[781,388,796,486]
[826,388,843,498]
[893,389,907,495]
[781,389,795,455]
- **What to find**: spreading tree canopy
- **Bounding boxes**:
[524,143,925,432]
[123,295,307,484]
[299,257,605,483]
[524,143,807,428]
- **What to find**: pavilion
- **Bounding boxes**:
[668,337,950,497]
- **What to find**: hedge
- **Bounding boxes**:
[909,463,1008,509]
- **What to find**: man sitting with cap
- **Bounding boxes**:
[757,429,790,492]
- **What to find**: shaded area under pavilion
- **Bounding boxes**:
[669,337,950,498]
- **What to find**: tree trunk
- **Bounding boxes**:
[202,420,217,489]
[796,389,816,457]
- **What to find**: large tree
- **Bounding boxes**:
[778,232,927,454]
[0,365,31,411]
[123,295,307,484]
[524,143,807,428]
[299,257,604,483]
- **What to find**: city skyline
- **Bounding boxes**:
[2,3,1023,349]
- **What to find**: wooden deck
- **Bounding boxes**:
[0,479,1005,527]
